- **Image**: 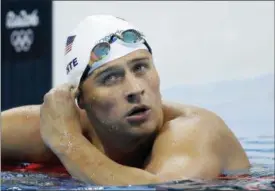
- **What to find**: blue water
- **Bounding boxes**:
[1,136,274,190]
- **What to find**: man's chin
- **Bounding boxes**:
[126,121,157,138]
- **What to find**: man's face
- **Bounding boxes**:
[80,49,163,148]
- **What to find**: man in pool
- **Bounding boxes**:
[1,15,250,186]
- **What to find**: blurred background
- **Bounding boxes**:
[1,1,274,139]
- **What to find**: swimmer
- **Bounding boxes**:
[1,15,250,186]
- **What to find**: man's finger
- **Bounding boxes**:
[59,83,74,90]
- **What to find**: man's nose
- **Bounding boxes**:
[124,78,145,103]
[125,89,145,103]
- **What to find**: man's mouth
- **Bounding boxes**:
[125,105,151,125]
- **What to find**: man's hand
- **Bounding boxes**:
[40,83,82,153]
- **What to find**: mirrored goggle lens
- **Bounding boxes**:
[121,30,143,43]
[90,42,110,64]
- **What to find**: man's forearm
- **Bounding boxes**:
[51,132,161,186]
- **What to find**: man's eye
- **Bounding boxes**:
[103,74,121,85]
[133,63,148,73]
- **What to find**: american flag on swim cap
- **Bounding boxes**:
[65,35,76,54]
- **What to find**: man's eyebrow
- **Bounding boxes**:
[127,57,150,64]
[93,65,121,79]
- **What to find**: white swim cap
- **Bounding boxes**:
[64,15,149,87]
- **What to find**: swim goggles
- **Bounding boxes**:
[79,29,152,86]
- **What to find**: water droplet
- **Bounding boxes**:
[110,125,118,131]
[109,126,113,132]
[101,120,108,125]
[90,172,96,178]
[110,173,115,180]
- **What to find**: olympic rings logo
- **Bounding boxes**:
[10,29,34,53]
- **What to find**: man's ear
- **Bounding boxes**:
[74,87,85,110]
[77,93,85,110]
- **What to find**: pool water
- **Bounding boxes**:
[1,136,274,190]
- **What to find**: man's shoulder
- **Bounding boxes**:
[151,101,231,165]
[155,100,249,170]
[161,100,220,122]
[160,100,231,144]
